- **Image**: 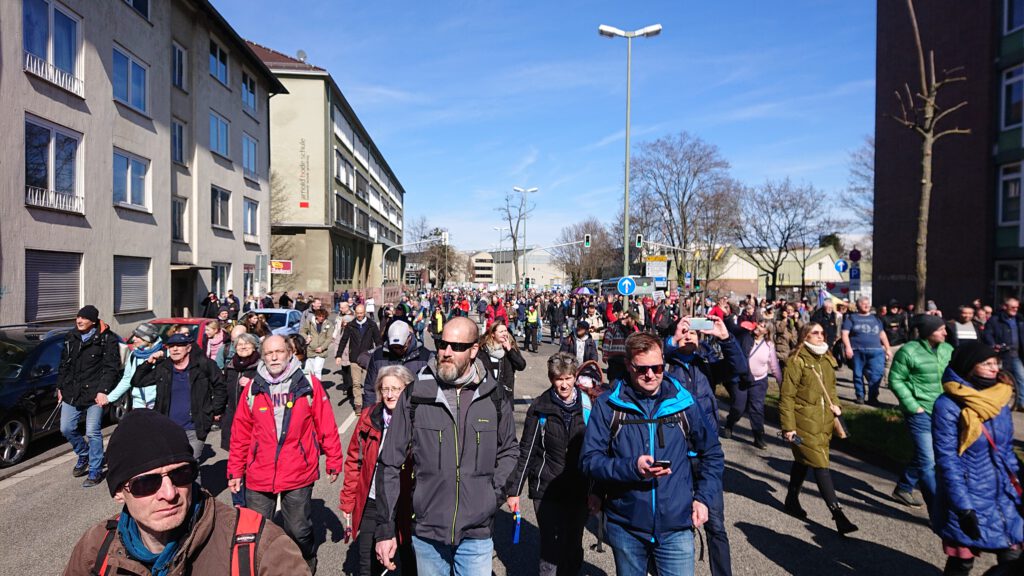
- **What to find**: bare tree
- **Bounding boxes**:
[269,170,298,291]
[691,178,742,288]
[406,215,430,244]
[495,190,534,291]
[550,218,617,286]
[421,226,460,288]
[607,190,664,274]
[891,0,970,310]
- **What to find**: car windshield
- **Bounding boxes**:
[0,329,47,380]
[154,323,198,343]
[262,313,287,329]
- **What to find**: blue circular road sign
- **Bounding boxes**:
[617,277,637,296]
[834,259,849,273]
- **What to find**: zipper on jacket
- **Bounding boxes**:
[476,431,481,462]
[438,430,443,470]
[451,391,462,545]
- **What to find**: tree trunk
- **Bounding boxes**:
[916,132,934,312]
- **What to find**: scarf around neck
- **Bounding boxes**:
[486,343,506,360]
[118,494,202,576]
[804,341,829,356]
[231,350,260,371]
[133,339,164,361]
[942,379,1013,455]
[80,327,97,342]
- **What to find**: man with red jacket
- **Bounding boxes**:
[486,295,509,329]
[228,335,343,575]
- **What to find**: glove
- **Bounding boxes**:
[957,509,981,540]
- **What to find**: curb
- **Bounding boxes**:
[0,424,117,482]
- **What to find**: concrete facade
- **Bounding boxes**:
[249,43,405,304]
[1,0,283,332]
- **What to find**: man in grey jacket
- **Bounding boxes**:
[374,316,518,575]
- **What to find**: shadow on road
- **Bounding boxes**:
[735,520,940,575]
[313,498,345,546]
[199,458,227,497]
[493,507,541,574]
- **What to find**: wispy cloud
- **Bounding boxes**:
[581,124,667,151]
[345,83,430,105]
[509,147,539,177]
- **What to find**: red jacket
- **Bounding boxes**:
[486,301,509,329]
[227,363,343,493]
[339,404,413,542]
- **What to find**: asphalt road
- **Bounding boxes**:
[0,323,1004,575]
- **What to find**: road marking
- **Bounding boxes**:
[338,412,357,436]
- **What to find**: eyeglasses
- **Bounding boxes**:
[125,463,198,497]
[630,363,664,375]
[380,386,404,394]
[808,330,824,336]
[436,339,476,352]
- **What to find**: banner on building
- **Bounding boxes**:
[270,260,293,275]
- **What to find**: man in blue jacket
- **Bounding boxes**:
[581,331,725,576]
[982,297,1024,411]
[664,316,748,576]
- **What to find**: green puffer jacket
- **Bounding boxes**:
[779,345,839,469]
[887,339,953,415]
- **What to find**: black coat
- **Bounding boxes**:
[983,311,1024,357]
[945,319,983,348]
[132,354,226,441]
[479,347,527,398]
[57,324,121,408]
[505,390,588,501]
[559,335,599,365]
[220,353,259,450]
[336,319,381,366]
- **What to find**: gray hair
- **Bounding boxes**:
[857,296,871,306]
[547,352,578,381]
[375,365,415,398]
[235,332,260,350]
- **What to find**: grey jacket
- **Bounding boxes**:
[374,359,518,545]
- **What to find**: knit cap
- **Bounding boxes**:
[106,410,196,497]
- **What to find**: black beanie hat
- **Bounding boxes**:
[106,410,196,497]
[949,341,998,381]
[915,314,945,341]
[77,305,100,323]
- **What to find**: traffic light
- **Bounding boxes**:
[635,234,643,248]
[524,277,531,290]
[584,234,591,248]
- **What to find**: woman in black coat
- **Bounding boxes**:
[559,320,599,365]
[479,320,527,399]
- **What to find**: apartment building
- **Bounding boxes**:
[874,0,1022,308]
[0,0,284,331]
[247,42,406,303]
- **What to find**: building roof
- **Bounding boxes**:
[194,1,287,94]
[245,41,327,73]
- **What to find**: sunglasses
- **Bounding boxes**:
[436,339,476,352]
[125,463,198,497]
[630,363,665,375]
[808,330,824,336]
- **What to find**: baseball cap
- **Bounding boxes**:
[387,321,413,347]
[166,333,193,346]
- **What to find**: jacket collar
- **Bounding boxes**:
[607,374,694,418]
[252,359,311,397]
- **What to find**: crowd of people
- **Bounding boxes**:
[55,287,1024,575]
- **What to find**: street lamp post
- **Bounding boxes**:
[493,225,504,287]
[598,23,662,277]
[513,186,538,291]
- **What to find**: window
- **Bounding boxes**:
[211,263,231,298]
[171,42,187,90]
[357,209,369,232]
[113,256,150,313]
[23,0,82,96]
[209,39,228,85]
[112,46,147,112]
[211,186,231,228]
[335,195,354,227]
[123,0,149,18]
[24,116,80,203]
[334,151,354,188]
[243,264,255,298]
[172,197,186,242]
[1009,0,1024,34]
[113,150,148,209]
[172,120,186,164]
[242,72,257,113]
[242,133,258,179]
[1001,164,1022,226]
[209,111,229,157]
[356,172,369,201]
[333,242,353,283]
[25,249,81,321]
[1004,66,1023,130]
[243,198,258,240]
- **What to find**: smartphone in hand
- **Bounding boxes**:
[651,460,672,469]
[686,318,715,331]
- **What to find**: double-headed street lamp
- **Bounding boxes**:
[513,186,538,291]
[493,225,504,286]
[598,23,662,277]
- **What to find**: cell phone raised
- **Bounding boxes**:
[686,318,715,331]
[651,459,672,469]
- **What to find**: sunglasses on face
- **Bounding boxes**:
[436,339,476,352]
[808,330,824,336]
[630,363,665,376]
[125,463,198,497]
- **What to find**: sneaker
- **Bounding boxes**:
[72,456,89,478]
[753,437,768,450]
[854,397,865,405]
[82,470,106,488]
[720,426,733,439]
[892,488,923,508]
[867,397,881,407]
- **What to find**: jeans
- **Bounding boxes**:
[896,411,936,504]
[605,520,695,576]
[851,348,886,400]
[411,535,492,576]
[1002,356,1024,408]
[306,356,325,382]
[247,485,316,560]
[725,377,768,438]
[59,402,105,475]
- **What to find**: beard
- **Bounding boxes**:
[437,355,469,382]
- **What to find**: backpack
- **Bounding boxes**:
[607,405,696,457]
[91,506,265,576]
[537,394,591,447]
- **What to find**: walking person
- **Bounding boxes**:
[932,341,1023,575]
[982,297,1024,411]
[227,335,344,575]
[779,323,858,535]
[723,319,780,449]
[364,319,432,407]
[339,366,417,576]
[580,332,725,576]
[220,332,260,506]
[560,320,599,366]
[505,352,594,576]
[479,321,527,399]
[57,305,121,488]
[374,317,518,575]
[301,307,334,382]
[841,296,892,405]
[335,304,382,412]
[602,310,638,385]
[888,315,953,509]
[105,323,164,413]
[524,304,540,353]
[773,303,801,371]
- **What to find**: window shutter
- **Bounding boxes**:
[114,256,150,313]
[25,250,81,321]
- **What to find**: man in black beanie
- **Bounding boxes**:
[888,314,954,509]
[64,410,310,576]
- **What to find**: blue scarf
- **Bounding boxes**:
[118,494,202,576]
[80,327,97,342]
[133,339,164,361]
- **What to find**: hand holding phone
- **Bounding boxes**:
[651,459,672,469]
[686,317,715,331]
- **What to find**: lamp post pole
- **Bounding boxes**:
[513,186,538,291]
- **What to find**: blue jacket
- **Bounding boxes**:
[664,336,749,430]
[580,374,725,543]
[932,367,1023,548]
[982,311,1024,357]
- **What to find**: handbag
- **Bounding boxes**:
[810,363,849,439]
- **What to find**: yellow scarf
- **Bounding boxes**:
[941,380,1014,455]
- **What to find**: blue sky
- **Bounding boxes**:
[215,0,876,251]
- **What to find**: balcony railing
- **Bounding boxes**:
[25,186,84,214]
[24,51,84,98]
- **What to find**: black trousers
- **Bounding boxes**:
[359,497,418,576]
[247,485,315,560]
[525,324,538,351]
[725,377,768,437]
[534,495,588,576]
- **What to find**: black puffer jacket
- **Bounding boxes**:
[479,347,527,399]
[220,352,259,450]
[131,354,226,441]
[505,389,588,501]
[57,323,121,408]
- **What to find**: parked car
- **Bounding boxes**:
[0,325,71,467]
[148,317,220,350]
[249,308,303,337]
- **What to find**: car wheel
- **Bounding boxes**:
[106,397,129,424]
[0,416,30,468]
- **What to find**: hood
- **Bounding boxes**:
[607,374,694,418]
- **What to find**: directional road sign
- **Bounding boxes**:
[834,259,849,274]
[617,276,637,296]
